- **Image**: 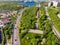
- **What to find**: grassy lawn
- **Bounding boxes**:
[38,7,60,45]
[19,6,60,45]
[21,32,43,45]
[48,7,60,33]
[19,6,43,45]
[0,3,23,11]
[19,6,38,30]
[38,7,47,30]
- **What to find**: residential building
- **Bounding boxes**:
[1,18,11,25]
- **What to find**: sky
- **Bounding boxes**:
[0,0,48,2]
[1,0,60,1]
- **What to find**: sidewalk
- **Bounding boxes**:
[28,29,43,34]
[45,7,60,38]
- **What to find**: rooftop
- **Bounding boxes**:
[18,1,36,6]
[1,18,11,24]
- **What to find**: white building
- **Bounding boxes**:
[36,4,41,8]
[48,0,60,7]
[57,14,60,18]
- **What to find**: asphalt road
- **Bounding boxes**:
[12,8,26,45]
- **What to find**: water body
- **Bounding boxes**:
[18,1,36,6]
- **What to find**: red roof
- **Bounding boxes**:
[2,18,11,23]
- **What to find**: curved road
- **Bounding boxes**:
[12,8,26,45]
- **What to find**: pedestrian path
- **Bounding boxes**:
[28,29,43,34]
[35,9,40,29]
[45,7,60,39]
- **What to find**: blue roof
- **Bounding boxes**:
[24,1,36,6]
[18,1,36,6]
